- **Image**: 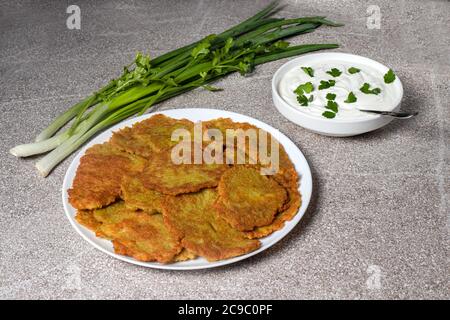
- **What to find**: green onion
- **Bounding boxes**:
[11,1,342,176]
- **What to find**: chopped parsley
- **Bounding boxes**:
[296,94,310,106]
[292,65,393,118]
[322,111,336,119]
[318,79,336,90]
[294,82,314,95]
[344,91,357,103]
[348,67,360,74]
[326,68,342,77]
[360,82,381,95]
[294,82,314,107]
[301,67,314,77]
[326,93,336,100]
[384,69,396,83]
[326,100,339,113]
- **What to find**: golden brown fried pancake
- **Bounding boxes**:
[68,143,147,210]
[162,189,260,261]
[114,240,197,263]
[121,175,164,213]
[203,118,256,144]
[217,166,288,231]
[174,249,197,262]
[75,210,102,232]
[91,201,136,224]
[209,118,300,235]
[101,213,182,263]
[75,202,130,238]
[76,202,140,238]
[110,114,194,158]
[77,202,182,263]
[244,185,301,239]
[246,146,301,239]
[138,152,228,195]
[203,118,258,164]
[240,147,301,239]
[204,118,290,174]
[272,147,298,189]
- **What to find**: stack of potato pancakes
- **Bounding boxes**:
[71,114,301,263]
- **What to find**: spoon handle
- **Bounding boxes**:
[359,109,418,119]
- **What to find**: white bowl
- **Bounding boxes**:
[271,52,403,137]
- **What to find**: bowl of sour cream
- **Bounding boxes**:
[272,52,403,136]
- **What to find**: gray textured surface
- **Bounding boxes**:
[0,0,448,300]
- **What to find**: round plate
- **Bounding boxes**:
[62,108,313,270]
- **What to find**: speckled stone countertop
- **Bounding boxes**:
[0,0,448,299]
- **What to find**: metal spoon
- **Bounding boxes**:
[358,109,418,119]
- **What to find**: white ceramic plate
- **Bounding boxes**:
[62,108,312,270]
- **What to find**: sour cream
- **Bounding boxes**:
[278,60,398,120]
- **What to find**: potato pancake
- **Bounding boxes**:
[138,152,228,195]
[68,143,147,210]
[162,189,260,261]
[121,175,164,213]
[110,114,194,158]
[244,185,301,239]
[77,202,182,263]
[217,167,287,231]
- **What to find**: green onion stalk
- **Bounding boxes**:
[10,1,342,176]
